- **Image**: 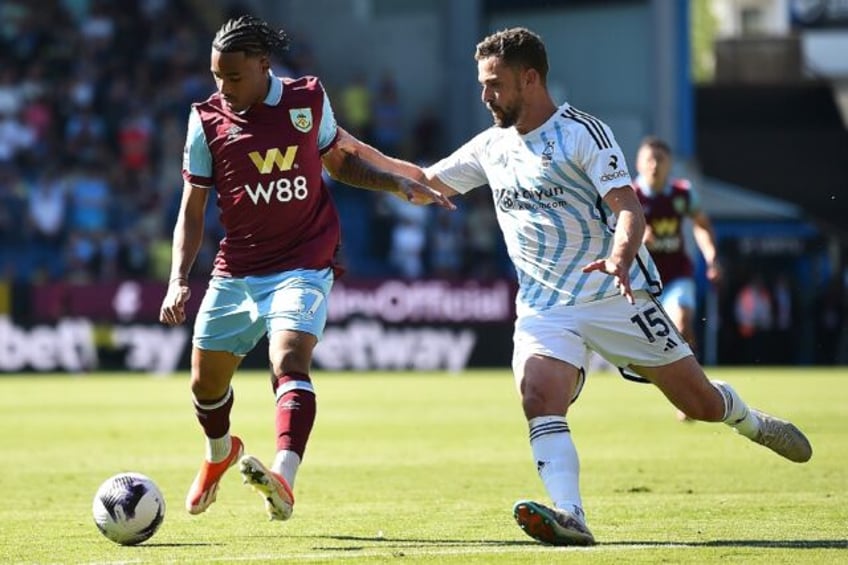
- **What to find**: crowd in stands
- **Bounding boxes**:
[0,0,509,286]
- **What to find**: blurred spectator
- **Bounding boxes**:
[371,71,403,156]
[21,91,54,155]
[734,274,773,364]
[411,105,443,162]
[26,167,68,280]
[118,102,154,172]
[378,193,429,279]
[0,106,36,164]
[155,113,187,197]
[0,68,24,117]
[64,105,107,163]
[67,161,110,234]
[429,207,465,278]
[464,189,500,279]
[339,71,372,141]
[0,166,27,252]
[815,275,844,364]
[770,273,796,364]
[64,229,99,283]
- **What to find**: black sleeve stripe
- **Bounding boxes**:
[562,108,611,150]
[635,254,663,296]
[595,194,609,225]
[569,107,613,148]
[562,109,607,149]
[596,191,663,296]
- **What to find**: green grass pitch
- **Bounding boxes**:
[0,367,846,564]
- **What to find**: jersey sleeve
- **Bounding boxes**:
[688,183,702,214]
[574,120,630,198]
[317,84,339,154]
[424,131,489,194]
[181,106,213,188]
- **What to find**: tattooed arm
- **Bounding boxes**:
[321,128,455,208]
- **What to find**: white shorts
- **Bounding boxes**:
[512,291,692,376]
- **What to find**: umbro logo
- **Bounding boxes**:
[225,125,242,142]
[279,399,301,410]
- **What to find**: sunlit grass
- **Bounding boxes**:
[0,367,845,564]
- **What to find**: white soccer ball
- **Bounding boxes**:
[92,472,165,545]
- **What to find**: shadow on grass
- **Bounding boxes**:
[303,535,847,551]
[139,542,222,548]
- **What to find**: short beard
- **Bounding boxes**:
[491,105,518,129]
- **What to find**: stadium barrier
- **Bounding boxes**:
[2,279,517,374]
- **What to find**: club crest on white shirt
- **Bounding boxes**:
[541,140,555,169]
[290,108,313,133]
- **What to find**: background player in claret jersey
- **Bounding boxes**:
[158,15,452,522]
[634,137,721,421]
[351,26,812,547]
[634,136,721,356]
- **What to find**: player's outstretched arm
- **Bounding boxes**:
[324,128,457,207]
[333,127,425,182]
[581,185,646,304]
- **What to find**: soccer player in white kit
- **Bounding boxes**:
[357,27,812,546]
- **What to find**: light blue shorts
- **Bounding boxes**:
[193,268,333,355]
[659,277,696,311]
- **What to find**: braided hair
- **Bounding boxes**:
[212,15,290,57]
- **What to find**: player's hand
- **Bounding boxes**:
[581,258,635,304]
[706,261,722,286]
[397,178,456,210]
[159,279,191,326]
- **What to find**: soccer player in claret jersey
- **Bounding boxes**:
[634,136,720,354]
[634,137,721,421]
[159,15,452,521]
[354,27,812,546]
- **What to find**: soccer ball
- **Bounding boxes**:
[92,472,165,545]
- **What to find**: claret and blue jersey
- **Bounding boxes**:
[182,72,341,278]
[633,176,698,282]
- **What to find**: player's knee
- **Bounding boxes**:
[269,348,312,378]
[189,374,229,402]
[269,332,316,377]
[519,381,567,418]
[520,392,546,419]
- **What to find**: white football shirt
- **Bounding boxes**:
[427,102,661,311]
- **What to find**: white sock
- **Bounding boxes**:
[713,380,760,438]
[272,450,302,489]
[529,416,583,515]
[206,434,232,463]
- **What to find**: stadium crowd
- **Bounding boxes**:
[0,0,507,285]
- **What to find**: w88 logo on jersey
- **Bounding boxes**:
[243,176,309,205]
